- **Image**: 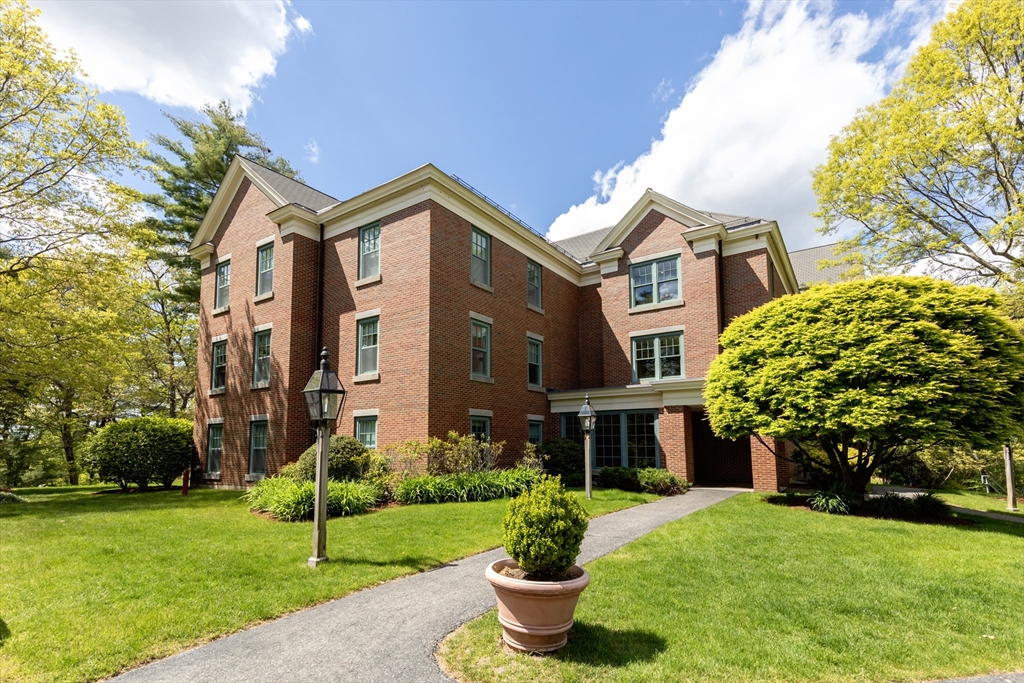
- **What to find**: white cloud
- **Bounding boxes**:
[652,78,675,103]
[305,139,320,164]
[33,0,312,112]
[547,0,950,250]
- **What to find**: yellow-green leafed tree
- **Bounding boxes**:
[812,0,1024,286]
[0,0,142,275]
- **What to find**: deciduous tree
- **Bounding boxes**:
[704,277,1024,493]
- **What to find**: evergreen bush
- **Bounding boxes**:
[502,475,588,580]
[539,438,584,486]
[81,417,193,490]
[294,435,367,482]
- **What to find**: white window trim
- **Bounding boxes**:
[626,247,682,265]
[527,414,546,422]
[629,325,685,338]
[353,372,380,383]
[526,331,544,342]
[255,235,275,247]
[250,414,269,422]
[628,299,686,315]
[358,222,382,281]
[355,273,382,288]
[469,408,494,417]
[629,255,682,309]
[631,333,685,383]
[253,291,274,303]
[211,333,228,343]
[253,323,273,332]
[353,408,379,417]
[355,308,381,321]
[207,417,225,424]
[216,253,232,264]
[469,311,493,324]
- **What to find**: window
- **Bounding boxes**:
[562,410,660,469]
[527,338,542,387]
[211,341,227,390]
[471,321,490,377]
[595,414,622,468]
[527,260,542,308]
[207,424,222,474]
[249,420,267,475]
[215,261,230,309]
[626,412,657,468]
[632,334,682,381]
[630,256,680,307]
[355,417,377,449]
[256,243,274,296]
[528,420,543,445]
[471,416,491,441]
[359,222,380,279]
[357,317,379,375]
[253,330,271,386]
[471,228,490,286]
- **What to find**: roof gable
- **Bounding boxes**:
[591,190,718,256]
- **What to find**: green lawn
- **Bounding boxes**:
[439,494,1024,683]
[0,485,656,683]
[935,490,1023,518]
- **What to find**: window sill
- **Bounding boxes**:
[355,273,381,288]
[250,382,271,390]
[471,279,494,293]
[254,291,274,303]
[245,474,265,482]
[528,384,547,394]
[527,303,545,315]
[628,299,684,315]
[353,372,379,383]
[212,305,230,316]
[471,374,494,384]
[208,388,226,397]
[203,473,221,481]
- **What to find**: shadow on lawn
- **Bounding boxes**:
[325,553,448,572]
[556,621,667,666]
[0,618,10,646]
[0,489,246,519]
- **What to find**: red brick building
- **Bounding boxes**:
[189,157,806,491]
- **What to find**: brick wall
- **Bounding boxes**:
[723,247,771,324]
[659,405,694,481]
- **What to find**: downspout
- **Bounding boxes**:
[315,223,325,367]
[717,238,725,336]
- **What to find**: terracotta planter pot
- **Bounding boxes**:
[485,558,590,653]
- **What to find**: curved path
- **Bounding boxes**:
[112,488,742,683]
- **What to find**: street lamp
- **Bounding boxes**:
[577,394,596,499]
[302,348,346,567]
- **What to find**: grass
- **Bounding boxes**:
[439,493,1024,683]
[935,489,1023,518]
[0,485,656,683]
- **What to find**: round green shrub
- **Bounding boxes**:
[636,468,690,496]
[912,491,953,518]
[294,435,367,482]
[539,438,584,486]
[81,417,193,490]
[502,475,588,580]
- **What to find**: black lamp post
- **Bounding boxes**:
[577,394,596,499]
[302,348,346,567]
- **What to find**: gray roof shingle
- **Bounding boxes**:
[238,157,338,212]
[552,226,616,262]
[788,243,849,289]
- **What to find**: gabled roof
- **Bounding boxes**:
[591,189,717,256]
[236,157,337,212]
[553,226,615,262]
[788,243,848,289]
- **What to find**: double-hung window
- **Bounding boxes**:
[528,420,543,445]
[527,260,542,309]
[211,341,227,391]
[527,338,542,388]
[253,330,271,386]
[215,261,230,309]
[256,243,274,296]
[359,222,380,279]
[471,320,491,378]
[355,416,378,449]
[249,420,267,475]
[357,317,379,375]
[630,256,680,307]
[632,333,683,381]
[471,228,491,286]
[207,424,223,474]
[471,416,491,441]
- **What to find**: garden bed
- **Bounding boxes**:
[766,493,976,526]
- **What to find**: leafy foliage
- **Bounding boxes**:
[394,467,539,505]
[0,490,27,504]
[502,476,589,580]
[812,0,1024,286]
[808,485,852,515]
[294,435,368,482]
[538,438,585,486]
[596,466,690,495]
[867,492,916,519]
[912,492,953,518]
[243,476,382,522]
[81,417,193,490]
[706,276,1024,492]
[427,431,504,475]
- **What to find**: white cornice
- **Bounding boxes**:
[267,204,320,241]
[547,377,707,413]
[592,247,625,275]
[593,190,715,255]
[190,157,287,251]
[190,242,215,269]
[719,222,799,294]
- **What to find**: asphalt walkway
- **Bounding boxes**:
[112,487,743,683]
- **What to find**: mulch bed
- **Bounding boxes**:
[766,495,976,526]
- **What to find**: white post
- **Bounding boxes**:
[584,429,593,500]
[1006,444,1018,512]
[308,421,330,567]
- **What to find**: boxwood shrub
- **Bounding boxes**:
[502,475,589,580]
[294,435,367,482]
[81,417,193,490]
[394,467,539,505]
[597,466,690,495]
[244,476,381,522]
[538,438,584,487]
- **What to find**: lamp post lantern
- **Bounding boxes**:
[577,394,596,499]
[302,348,346,567]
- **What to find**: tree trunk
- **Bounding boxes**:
[59,390,78,485]
[167,383,177,418]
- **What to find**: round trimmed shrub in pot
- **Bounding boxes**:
[294,435,367,482]
[486,475,590,653]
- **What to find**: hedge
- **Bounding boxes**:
[394,467,539,505]
[596,466,690,495]
[81,417,193,490]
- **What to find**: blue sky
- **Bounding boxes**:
[35,0,949,250]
